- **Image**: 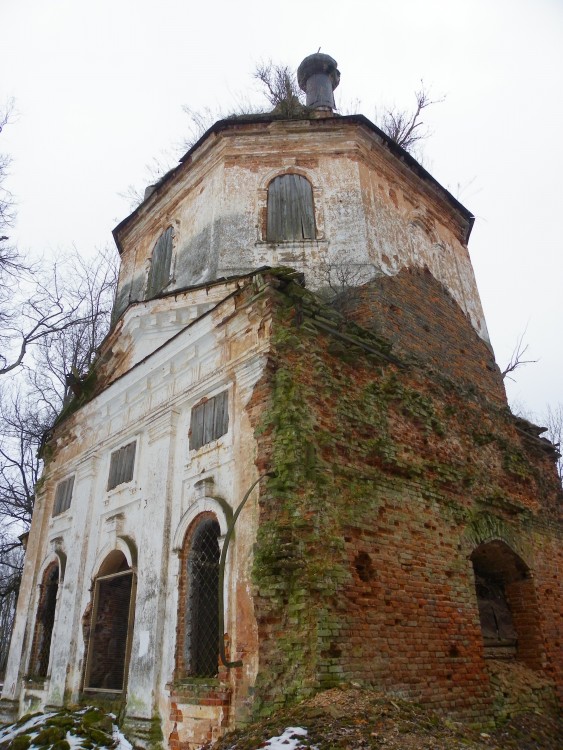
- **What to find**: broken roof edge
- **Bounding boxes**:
[112,113,475,253]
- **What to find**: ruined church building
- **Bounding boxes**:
[1,54,561,748]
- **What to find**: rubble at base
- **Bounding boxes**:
[203,686,562,750]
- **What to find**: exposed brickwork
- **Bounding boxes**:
[246,274,562,721]
[344,267,506,405]
[168,684,231,750]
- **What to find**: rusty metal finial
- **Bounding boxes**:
[297,52,340,110]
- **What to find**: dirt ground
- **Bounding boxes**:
[204,687,562,750]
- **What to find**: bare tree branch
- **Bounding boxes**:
[544,404,563,485]
[377,81,444,156]
[501,332,538,381]
[254,60,305,117]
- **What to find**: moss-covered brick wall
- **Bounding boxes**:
[246,272,562,721]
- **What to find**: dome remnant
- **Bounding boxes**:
[297,52,340,110]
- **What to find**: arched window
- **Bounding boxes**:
[147,226,174,298]
[84,551,135,692]
[471,540,543,667]
[177,515,220,678]
[267,174,315,242]
[29,562,59,678]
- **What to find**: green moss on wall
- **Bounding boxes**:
[248,280,560,719]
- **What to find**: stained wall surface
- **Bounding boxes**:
[0,279,274,748]
[113,118,489,343]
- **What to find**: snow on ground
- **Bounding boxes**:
[260,726,311,749]
[64,730,87,750]
[0,713,57,744]
[112,726,133,750]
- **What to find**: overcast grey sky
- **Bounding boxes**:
[2,0,562,418]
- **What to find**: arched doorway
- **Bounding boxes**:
[84,551,135,692]
[29,561,59,678]
[471,540,543,667]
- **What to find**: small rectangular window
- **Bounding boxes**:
[53,476,74,516]
[190,391,229,451]
[107,442,136,491]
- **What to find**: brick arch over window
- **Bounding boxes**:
[471,540,544,668]
[29,561,59,678]
[266,173,315,242]
[83,551,135,693]
[176,513,221,678]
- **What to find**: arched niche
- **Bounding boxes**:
[470,540,544,668]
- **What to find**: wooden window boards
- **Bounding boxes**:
[107,442,136,491]
[147,226,173,298]
[53,476,74,516]
[190,391,229,451]
[267,174,315,242]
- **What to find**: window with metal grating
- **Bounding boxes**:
[53,476,74,516]
[185,518,220,677]
[147,226,174,298]
[107,441,136,491]
[190,391,229,451]
[266,173,315,242]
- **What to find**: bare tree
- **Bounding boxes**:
[377,82,444,155]
[254,60,305,117]
[544,404,563,485]
[0,99,16,233]
[0,248,118,666]
[0,101,117,379]
[0,541,21,674]
[28,247,118,416]
[501,331,538,381]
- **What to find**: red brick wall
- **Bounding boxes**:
[246,273,562,720]
[344,267,506,405]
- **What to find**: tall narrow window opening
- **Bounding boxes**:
[177,516,220,678]
[84,552,135,692]
[267,174,315,242]
[147,226,174,298]
[29,562,59,678]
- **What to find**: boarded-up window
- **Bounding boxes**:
[29,562,59,678]
[147,226,173,298]
[185,518,220,677]
[84,554,135,693]
[190,391,229,451]
[107,442,136,490]
[267,174,315,242]
[470,540,536,662]
[53,476,74,516]
[474,575,518,646]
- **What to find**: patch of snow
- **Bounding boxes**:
[260,726,309,749]
[0,712,56,744]
[65,730,87,750]
[113,725,134,750]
